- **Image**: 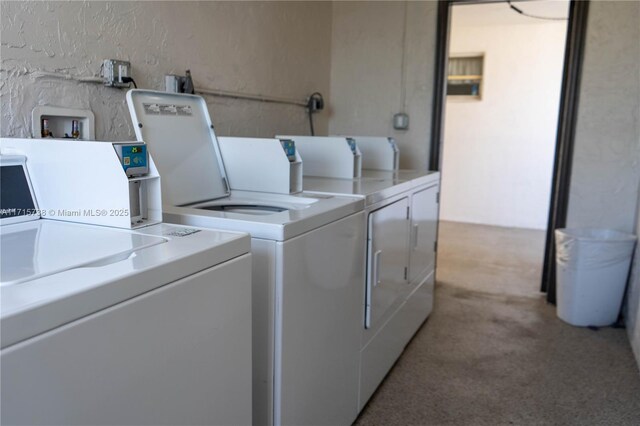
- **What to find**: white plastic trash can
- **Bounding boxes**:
[555,228,636,327]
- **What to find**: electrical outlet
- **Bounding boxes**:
[165,75,185,93]
[306,92,324,113]
[393,112,409,130]
[102,59,131,88]
[164,70,195,94]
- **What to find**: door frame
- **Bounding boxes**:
[429,0,590,303]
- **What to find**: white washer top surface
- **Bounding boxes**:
[303,170,440,206]
[303,175,412,205]
[1,220,165,286]
[393,170,440,188]
[164,190,364,241]
[1,220,250,348]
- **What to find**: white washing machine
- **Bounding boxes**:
[126,90,366,426]
[282,135,440,411]
[0,154,253,425]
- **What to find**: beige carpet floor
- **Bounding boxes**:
[354,221,640,425]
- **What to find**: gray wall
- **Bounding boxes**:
[1,1,332,140]
[328,1,437,170]
[566,1,640,369]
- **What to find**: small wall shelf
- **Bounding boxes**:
[32,106,95,140]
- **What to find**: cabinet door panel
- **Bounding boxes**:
[1,256,252,426]
[278,212,365,426]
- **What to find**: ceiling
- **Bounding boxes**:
[452,0,570,27]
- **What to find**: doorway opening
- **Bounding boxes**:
[430,0,590,302]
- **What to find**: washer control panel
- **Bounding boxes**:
[347,138,358,155]
[280,139,297,162]
[113,143,149,177]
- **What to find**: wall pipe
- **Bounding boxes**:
[195,87,307,107]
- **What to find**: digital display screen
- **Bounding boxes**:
[0,165,37,218]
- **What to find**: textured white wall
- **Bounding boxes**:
[440,12,567,230]
[328,1,437,170]
[566,0,640,234]
[1,1,332,141]
[570,1,640,371]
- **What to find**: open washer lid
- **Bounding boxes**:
[126,90,230,206]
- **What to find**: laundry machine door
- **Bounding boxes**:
[409,184,439,284]
[365,197,411,331]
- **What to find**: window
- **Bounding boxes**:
[447,55,484,98]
